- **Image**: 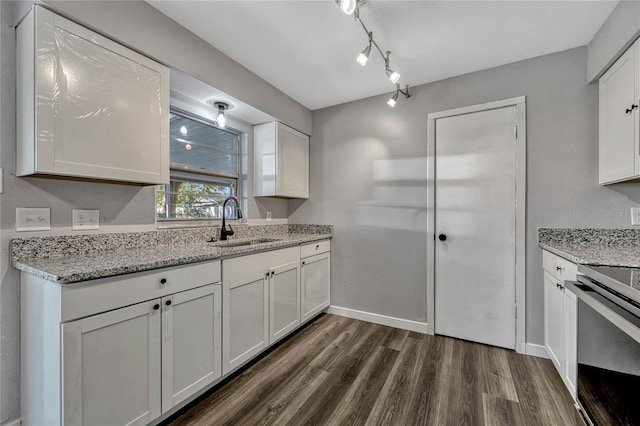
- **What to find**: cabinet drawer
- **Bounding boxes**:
[301,240,331,258]
[542,250,577,282]
[60,261,221,322]
[223,247,299,281]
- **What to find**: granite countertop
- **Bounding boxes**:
[12,227,331,284]
[538,228,640,268]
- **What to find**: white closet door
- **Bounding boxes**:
[434,105,517,350]
[62,300,161,426]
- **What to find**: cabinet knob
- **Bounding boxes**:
[265,272,269,278]
[160,278,167,285]
[438,234,447,241]
[271,271,275,277]
[316,245,320,249]
[153,304,160,310]
[626,105,638,114]
[302,261,306,266]
[556,266,564,272]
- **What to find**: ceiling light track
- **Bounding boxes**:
[337,0,411,107]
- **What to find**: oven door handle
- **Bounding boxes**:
[566,281,640,344]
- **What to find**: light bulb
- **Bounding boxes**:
[356,45,371,66]
[216,109,227,128]
[339,0,357,15]
[185,143,192,150]
[179,125,188,136]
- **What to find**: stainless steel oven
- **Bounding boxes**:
[566,265,640,426]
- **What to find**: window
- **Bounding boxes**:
[156,109,240,221]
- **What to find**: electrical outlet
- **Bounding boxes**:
[16,208,50,232]
[632,208,640,226]
[72,209,99,230]
[266,211,272,222]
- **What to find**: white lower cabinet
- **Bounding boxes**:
[544,271,565,372]
[301,251,331,323]
[222,271,270,375]
[61,299,162,426]
[21,241,332,425]
[542,250,578,399]
[21,261,222,426]
[269,261,301,344]
[161,285,222,412]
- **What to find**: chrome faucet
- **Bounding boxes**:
[220,196,242,240]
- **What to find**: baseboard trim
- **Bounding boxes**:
[326,306,429,334]
[2,418,22,426]
[525,343,550,359]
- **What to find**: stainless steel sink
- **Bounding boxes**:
[210,238,280,248]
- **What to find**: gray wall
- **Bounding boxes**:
[0,1,296,421]
[289,46,640,346]
[588,0,640,82]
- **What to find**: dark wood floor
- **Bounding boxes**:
[168,314,581,426]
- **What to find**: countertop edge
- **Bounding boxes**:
[14,234,332,284]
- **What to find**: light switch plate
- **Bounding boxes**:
[16,208,51,232]
[72,209,99,230]
[266,211,272,222]
[632,208,640,226]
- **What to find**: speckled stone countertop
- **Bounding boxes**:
[538,228,640,267]
[12,225,332,284]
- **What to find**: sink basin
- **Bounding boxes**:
[210,238,280,248]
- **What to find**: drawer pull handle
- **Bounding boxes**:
[166,300,172,306]
[153,304,160,310]
[160,278,167,284]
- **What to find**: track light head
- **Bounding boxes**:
[386,66,400,84]
[387,91,399,108]
[336,0,357,15]
[356,44,371,66]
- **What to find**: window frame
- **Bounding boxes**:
[156,106,242,223]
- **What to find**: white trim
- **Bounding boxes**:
[525,343,550,359]
[427,96,526,120]
[427,96,527,353]
[326,306,429,334]
[1,418,22,426]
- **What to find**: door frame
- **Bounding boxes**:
[426,96,527,353]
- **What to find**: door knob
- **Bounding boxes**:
[438,234,447,241]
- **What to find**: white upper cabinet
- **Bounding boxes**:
[17,6,169,185]
[254,121,309,198]
[599,39,640,185]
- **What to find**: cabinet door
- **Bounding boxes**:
[61,300,161,426]
[161,285,221,412]
[277,123,309,198]
[544,273,564,375]
[599,41,638,184]
[564,288,578,399]
[269,260,301,344]
[301,252,331,323]
[26,7,169,184]
[223,272,269,375]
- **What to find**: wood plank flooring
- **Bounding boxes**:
[167,314,581,426]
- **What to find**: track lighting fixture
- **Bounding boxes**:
[212,101,228,128]
[336,0,411,107]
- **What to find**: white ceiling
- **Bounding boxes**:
[148,0,618,111]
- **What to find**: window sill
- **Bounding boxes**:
[156,219,243,229]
